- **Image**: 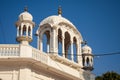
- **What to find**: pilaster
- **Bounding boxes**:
[19,66,31,80]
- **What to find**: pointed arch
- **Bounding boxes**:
[23,25,26,36]
[82,56,85,66]
[38,26,51,52]
[73,37,77,62]
[28,26,31,36]
[42,30,50,53]
[64,31,71,59]
[86,57,90,66]
[58,28,62,56]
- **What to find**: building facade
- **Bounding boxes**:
[0,7,95,80]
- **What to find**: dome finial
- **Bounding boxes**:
[82,41,87,45]
[24,6,28,12]
[84,41,87,45]
[58,6,62,16]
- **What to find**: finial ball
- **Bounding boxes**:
[24,6,28,11]
[58,6,62,15]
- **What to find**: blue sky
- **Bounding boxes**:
[0,0,120,76]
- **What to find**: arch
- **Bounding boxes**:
[58,28,62,42]
[86,57,90,66]
[58,28,62,56]
[38,23,52,34]
[40,27,51,38]
[28,26,31,36]
[82,56,85,66]
[38,26,51,52]
[73,37,77,62]
[42,30,50,53]
[64,31,71,59]
[23,25,26,36]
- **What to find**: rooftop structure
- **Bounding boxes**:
[0,7,95,80]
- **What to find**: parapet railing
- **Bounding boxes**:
[0,44,20,56]
[0,44,48,64]
[32,48,48,64]
[0,44,95,79]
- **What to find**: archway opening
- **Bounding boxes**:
[58,29,62,56]
[73,37,77,62]
[82,57,85,66]
[86,57,90,66]
[19,26,21,36]
[64,32,70,59]
[42,30,50,53]
[23,25,26,36]
[28,26,31,36]
[67,45,71,60]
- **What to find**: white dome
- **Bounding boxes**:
[19,11,33,21]
[40,15,76,28]
[37,15,83,41]
[82,45,92,54]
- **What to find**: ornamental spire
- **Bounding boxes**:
[82,41,87,45]
[58,6,62,16]
[24,6,28,12]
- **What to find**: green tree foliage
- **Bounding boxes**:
[95,71,120,80]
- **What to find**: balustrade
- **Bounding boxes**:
[0,44,48,64]
[0,44,19,56]
[32,48,48,64]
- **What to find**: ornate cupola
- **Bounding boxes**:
[36,6,84,66]
[15,7,35,45]
[82,42,94,71]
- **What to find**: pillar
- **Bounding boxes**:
[50,28,57,54]
[37,35,39,49]
[26,25,28,36]
[76,43,79,62]
[47,40,50,53]
[20,24,23,36]
[78,40,83,67]
[30,26,32,38]
[90,57,93,67]
[39,34,43,51]
[17,26,19,37]
[39,37,43,51]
